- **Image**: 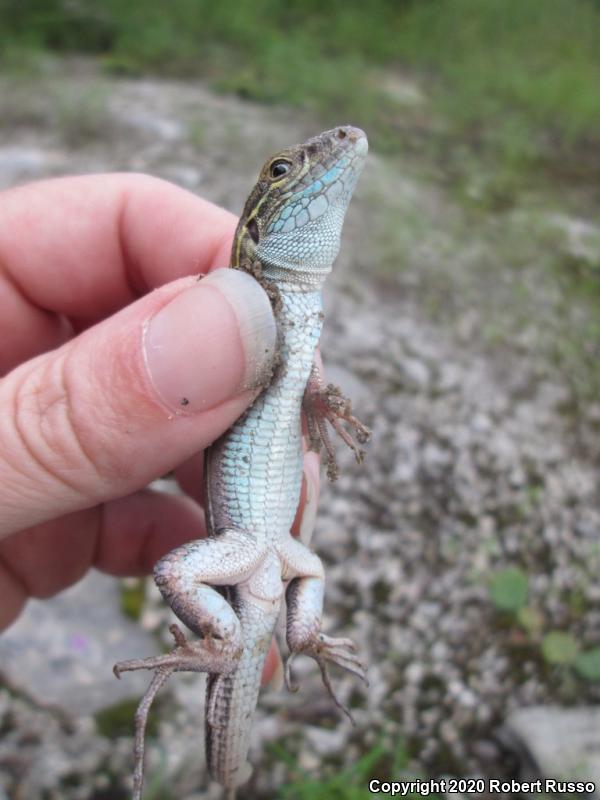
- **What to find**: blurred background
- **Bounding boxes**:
[0,1,599,798]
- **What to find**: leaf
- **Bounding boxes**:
[541,631,579,665]
[574,647,600,681]
[489,567,528,612]
[516,606,543,634]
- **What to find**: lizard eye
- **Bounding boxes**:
[269,159,291,179]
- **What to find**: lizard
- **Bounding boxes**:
[113,125,371,800]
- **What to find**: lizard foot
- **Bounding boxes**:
[114,624,240,800]
[113,623,240,679]
[304,375,371,481]
[284,633,368,724]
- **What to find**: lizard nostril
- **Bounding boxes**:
[337,128,347,140]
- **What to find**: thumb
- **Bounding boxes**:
[0,268,276,537]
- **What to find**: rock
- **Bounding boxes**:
[160,163,203,189]
[501,706,600,794]
[120,108,184,141]
[399,357,431,390]
[0,146,52,189]
[0,572,160,715]
[547,213,600,267]
[304,724,348,755]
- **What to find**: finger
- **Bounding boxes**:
[291,450,321,544]
[262,638,284,689]
[0,174,237,372]
[0,489,206,632]
[0,268,276,537]
[173,453,204,503]
[95,491,206,576]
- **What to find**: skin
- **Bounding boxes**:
[0,173,320,680]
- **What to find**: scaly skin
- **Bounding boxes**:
[114,126,370,799]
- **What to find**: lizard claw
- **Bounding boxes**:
[285,633,367,723]
[303,371,371,481]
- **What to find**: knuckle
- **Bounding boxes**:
[10,349,109,499]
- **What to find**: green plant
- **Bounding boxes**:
[271,737,440,800]
[2,0,600,168]
[489,567,529,612]
[120,577,146,621]
[488,570,600,684]
[516,606,544,636]
[541,631,579,666]
[574,647,600,682]
[95,697,153,738]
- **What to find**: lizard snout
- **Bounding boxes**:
[335,125,368,156]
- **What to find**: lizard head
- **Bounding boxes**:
[231,125,368,287]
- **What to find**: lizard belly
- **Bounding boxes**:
[206,289,323,542]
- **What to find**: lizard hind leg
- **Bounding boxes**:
[303,363,371,481]
[283,571,368,725]
[113,625,199,800]
[114,622,241,800]
[114,530,262,799]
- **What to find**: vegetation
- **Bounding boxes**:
[1,0,600,167]
[119,577,146,621]
[95,697,154,738]
[489,567,529,613]
[488,567,600,682]
[272,737,442,800]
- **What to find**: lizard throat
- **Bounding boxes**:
[260,259,332,290]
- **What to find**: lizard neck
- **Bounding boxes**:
[262,260,330,292]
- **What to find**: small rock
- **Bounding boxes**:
[0,572,160,715]
[304,725,348,755]
[399,357,431,390]
[0,146,51,188]
[501,706,600,794]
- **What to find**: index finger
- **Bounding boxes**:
[0,174,236,370]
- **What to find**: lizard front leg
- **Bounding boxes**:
[278,537,367,723]
[114,529,266,800]
[303,362,371,481]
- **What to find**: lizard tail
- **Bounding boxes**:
[206,597,279,793]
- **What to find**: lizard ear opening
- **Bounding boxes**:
[247,218,260,244]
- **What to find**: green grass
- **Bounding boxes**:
[271,737,442,800]
[95,697,155,738]
[396,0,600,147]
[2,0,600,168]
[119,578,146,621]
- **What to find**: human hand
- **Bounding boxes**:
[0,174,320,681]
